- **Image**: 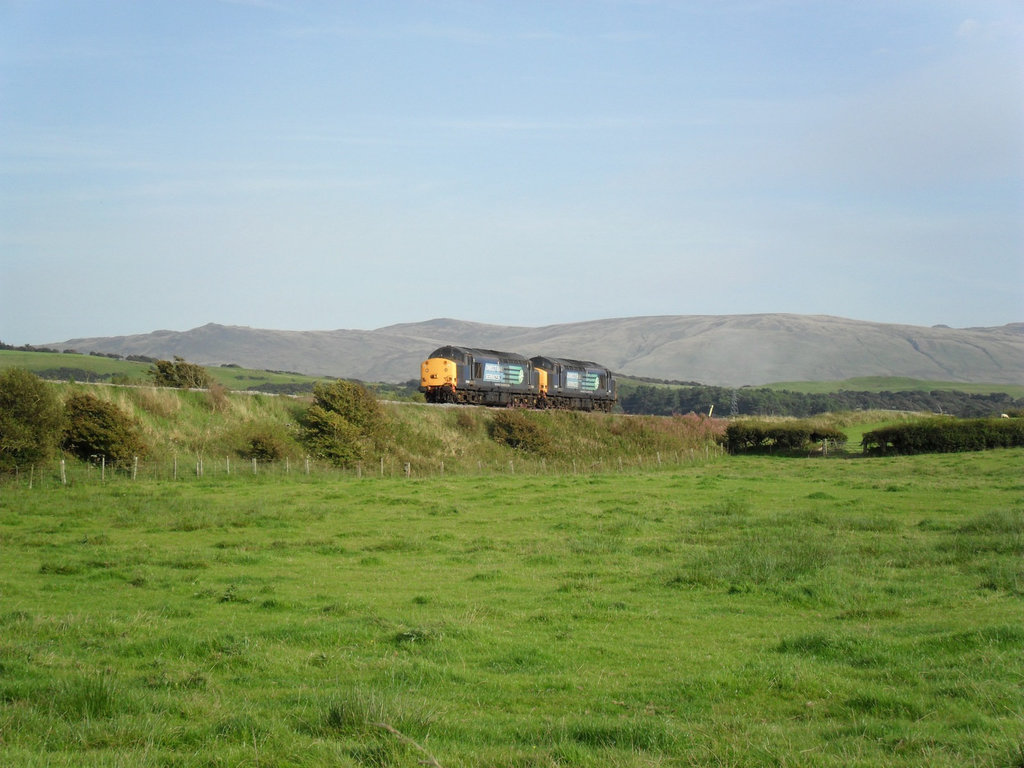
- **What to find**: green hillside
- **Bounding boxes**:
[765,376,1024,397]
[0,349,327,393]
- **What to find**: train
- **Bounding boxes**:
[419,345,617,412]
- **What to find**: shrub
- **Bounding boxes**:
[63,393,146,466]
[489,410,553,455]
[301,380,389,467]
[723,420,845,454]
[151,357,212,389]
[862,418,1024,455]
[0,368,65,471]
[235,425,295,462]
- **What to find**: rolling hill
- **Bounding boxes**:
[50,314,1024,387]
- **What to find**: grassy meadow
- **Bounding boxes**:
[0,350,327,392]
[1,449,1022,767]
[763,376,1024,398]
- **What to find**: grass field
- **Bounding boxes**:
[764,376,1024,398]
[0,350,326,392]
[1,450,1021,767]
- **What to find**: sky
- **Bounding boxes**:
[1,1,1022,345]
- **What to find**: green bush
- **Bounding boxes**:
[151,357,212,389]
[489,410,553,455]
[62,393,145,467]
[862,418,1024,455]
[0,368,65,471]
[723,420,846,454]
[234,425,297,462]
[301,380,389,467]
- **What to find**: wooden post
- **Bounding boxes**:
[252,457,258,475]
[61,458,67,485]
[174,455,178,480]
[132,456,138,481]
[305,456,310,475]
[101,456,105,482]
[226,456,230,475]
[404,463,411,478]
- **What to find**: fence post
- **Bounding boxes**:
[305,456,310,475]
[132,456,138,481]
[226,456,230,475]
[61,458,67,485]
[404,463,411,478]
[29,465,34,490]
[101,456,105,482]
[380,457,384,477]
[252,457,258,475]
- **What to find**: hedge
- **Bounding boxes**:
[723,421,846,454]
[862,417,1024,455]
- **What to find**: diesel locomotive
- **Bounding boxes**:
[419,345,617,412]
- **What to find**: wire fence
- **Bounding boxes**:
[1,446,727,490]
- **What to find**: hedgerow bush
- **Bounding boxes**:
[0,368,65,471]
[862,418,1024,455]
[233,424,298,462]
[489,410,553,455]
[62,392,146,467]
[723,420,846,454]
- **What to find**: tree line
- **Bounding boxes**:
[618,383,1024,419]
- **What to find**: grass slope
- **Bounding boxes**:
[0,350,326,391]
[1,450,1022,766]
[765,376,1024,397]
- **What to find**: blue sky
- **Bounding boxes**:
[1,0,1021,344]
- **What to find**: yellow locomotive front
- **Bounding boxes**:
[420,355,459,403]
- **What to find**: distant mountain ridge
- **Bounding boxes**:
[52,315,1024,387]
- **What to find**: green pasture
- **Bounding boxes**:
[1,450,1021,767]
[0,350,325,391]
[765,376,1024,398]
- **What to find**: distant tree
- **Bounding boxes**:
[0,368,65,471]
[62,393,145,467]
[151,357,212,389]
